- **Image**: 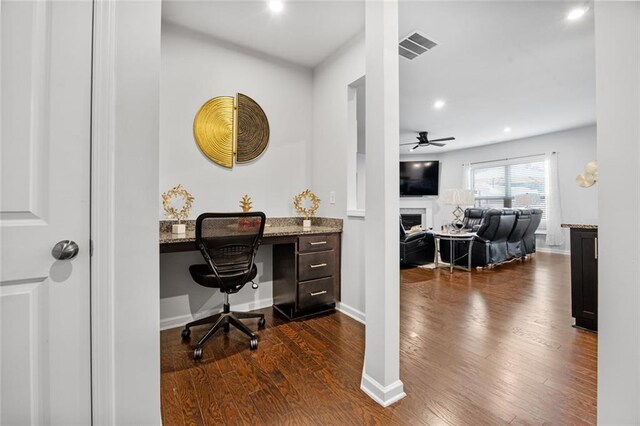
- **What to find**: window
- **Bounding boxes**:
[470,158,547,230]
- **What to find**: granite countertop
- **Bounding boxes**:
[160,217,343,244]
[561,224,598,229]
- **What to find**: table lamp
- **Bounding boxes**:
[514,192,541,208]
[441,188,475,232]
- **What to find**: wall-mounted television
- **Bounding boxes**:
[400,160,440,196]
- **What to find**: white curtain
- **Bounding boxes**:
[545,152,564,246]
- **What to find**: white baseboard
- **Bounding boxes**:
[360,373,406,407]
[536,247,570,255]
[336,302,366,324]
[160,297,274,331]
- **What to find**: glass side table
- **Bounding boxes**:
[433,231,476,273]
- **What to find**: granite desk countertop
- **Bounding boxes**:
[561,224,598,229]
[160,217,343,245]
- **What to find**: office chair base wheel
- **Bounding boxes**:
[193,347,203,360]
[258,318,266,328]
[181,328,191,340]
[249,338,258,350]
[223,324,230,333]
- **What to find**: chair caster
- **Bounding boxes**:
[223,324,230,333]
[193,347,203,360]
[181,328,191,340]
[258,317,266,328]
[249,338,258,350]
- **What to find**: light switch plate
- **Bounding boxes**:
[330,191,336,204]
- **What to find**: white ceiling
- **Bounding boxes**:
[399,1,596,153]
[161,0,364,68]
[162,1,596,153]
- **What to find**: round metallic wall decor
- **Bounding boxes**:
[193,93,270,169]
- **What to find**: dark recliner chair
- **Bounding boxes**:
[507,209,531,259]
[462,208,486,232]
[441,209,517,267]
[400,219,435,266]
[522,209,543,254]
[182,212,267,360]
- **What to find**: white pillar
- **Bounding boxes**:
[595,2,640,424]
[361,0,405,407]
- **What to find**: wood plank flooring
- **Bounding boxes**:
[161,253,597,425]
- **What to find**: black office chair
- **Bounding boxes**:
[181,212,267,359]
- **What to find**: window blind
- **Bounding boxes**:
[470,159,547,230]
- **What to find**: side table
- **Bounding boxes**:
[433,231,476,273]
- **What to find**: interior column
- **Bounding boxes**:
[361,0,405,407]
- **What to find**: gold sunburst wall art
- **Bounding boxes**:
[193,93,270,169]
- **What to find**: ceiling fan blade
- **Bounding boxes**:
[400,142,420,146]
[408,144,421,151]
[430,137,455,142]
[429,142,447,147]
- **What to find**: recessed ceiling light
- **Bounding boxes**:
[409,147,416,152]
[434,100,445,109]
[504,127,512,133]
[268,0,284,13]
[567,7,587,21]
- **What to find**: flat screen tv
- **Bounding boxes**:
[400,161,440,196]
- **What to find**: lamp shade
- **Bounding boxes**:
[441,188,475,206]
[514,192,541,207]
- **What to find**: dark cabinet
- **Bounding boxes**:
[569,228,598,331]
[272,233,341,320]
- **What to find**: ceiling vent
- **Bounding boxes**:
[399,31,438,60]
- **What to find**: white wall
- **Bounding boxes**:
[401,125,598,253]
[311,34,367,320]
[595,3,640,424]
[159,23,313,327]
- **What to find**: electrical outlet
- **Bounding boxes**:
[329,191,336,204]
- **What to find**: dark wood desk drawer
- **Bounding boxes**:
[299,235,336,253]
[298,250,334,282]
[297,277,334,311]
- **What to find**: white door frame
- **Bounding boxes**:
[90,0,117,423]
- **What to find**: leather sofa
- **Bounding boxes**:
[522,209,543,254]
[400,220,436,266]
[440,207,542,268]
[507,209,531,258]
[462,208,485,232]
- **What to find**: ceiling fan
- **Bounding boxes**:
[400,131,455,151]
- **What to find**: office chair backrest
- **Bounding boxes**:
[196,212,266,278]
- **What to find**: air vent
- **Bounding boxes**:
[399,30,438,60]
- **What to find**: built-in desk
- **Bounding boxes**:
[160,217,343,320]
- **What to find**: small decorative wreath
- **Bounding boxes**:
[162,184,194,223]
[293,189,320,219]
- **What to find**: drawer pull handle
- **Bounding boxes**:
[310,290,327,297]
[310,263,327,268]
[309,241,327,246]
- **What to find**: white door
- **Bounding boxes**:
[0,0,92,424]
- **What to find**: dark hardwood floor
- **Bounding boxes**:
[161,253,597,425]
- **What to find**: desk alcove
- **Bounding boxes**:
[160,217,343,321]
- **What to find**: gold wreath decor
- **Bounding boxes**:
[293,189,320,219]
[162,184,194,223]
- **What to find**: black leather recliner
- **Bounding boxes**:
[507,209,531,258]
[522,209,543,254]
[400,220,436,266]
[462,208,486,232]
[441,209,517,267]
